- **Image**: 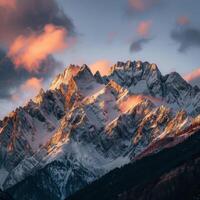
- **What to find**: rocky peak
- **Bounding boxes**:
[50,65,80,90]
[63,65,80,79]
[164,72,193,98]
[33,88,45,104]
[124,60,133,70]
[141,62,161,77]
[74,64,94,82]
[94,71,104,84]
[165,72,189,86]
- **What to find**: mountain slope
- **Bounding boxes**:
[0,60,200,199]
[68,127,200,200]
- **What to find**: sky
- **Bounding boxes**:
[0,0,200,119]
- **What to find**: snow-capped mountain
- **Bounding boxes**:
[1,60,200,200]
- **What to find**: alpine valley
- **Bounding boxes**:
[1,60,200,200]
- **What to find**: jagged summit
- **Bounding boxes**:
[50,64,80,90]
[1,60,200,200]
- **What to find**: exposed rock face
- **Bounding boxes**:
[0,60,200,200]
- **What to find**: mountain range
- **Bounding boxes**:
[0,60,200,200]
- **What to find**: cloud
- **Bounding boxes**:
[0,0,16,8]
[171,27,200,52]
[184,68,200,82]
[0,49,62,99]
[11,77,43,102]
[128,0,160,12]
[137,20,152,37]
[90,60,112,76]
[8,24,69,72]
[129,20,152,52]
[0,0,76,78]
[20,77,43,92]
[130,38,151,52]
[184,68,200,88]
[0,49,62,118]
[176,16,190,26]
[0,0,76,118]
[0,0,75,46]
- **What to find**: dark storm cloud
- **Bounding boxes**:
[0,0,75,45]
[171,27,200,52]
[130,38,151,52]
[0,49,62,99]
[0,0,75,99]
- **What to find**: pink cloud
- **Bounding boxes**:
[90,60,112,76]
[11,77,43,103]
[137,20,152,37]
[0,0,16,8]
[184,68,200,82]
[20,77,43,92]
[128,0,159,11]
[177,16,190,26]
[8,24,72,72]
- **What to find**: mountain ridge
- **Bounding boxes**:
[0,60,200,199]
